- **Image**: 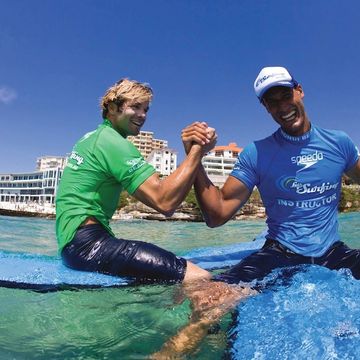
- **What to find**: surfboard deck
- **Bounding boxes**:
[0,233,266,291]
[186,236,265,270]
[0,251,129,291]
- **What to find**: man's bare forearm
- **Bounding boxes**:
[194,165,225,227]
[151,320,210,359]
[156,146,204,214]
[134,125,216,216]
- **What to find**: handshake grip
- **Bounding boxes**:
[181,122,217,155]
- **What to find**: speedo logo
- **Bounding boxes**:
[291,151,323,172]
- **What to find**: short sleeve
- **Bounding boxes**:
[339,132,359,172]
[94,128,156,194]
[230,142,259,191]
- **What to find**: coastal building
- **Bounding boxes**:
[127,131,168,159]
[147,148,177,176]
[0,167,63,206]
[36,156,67,171]
[0,156,67,208]
[202,142,243,186]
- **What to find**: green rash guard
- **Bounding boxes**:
[56,119,156,251]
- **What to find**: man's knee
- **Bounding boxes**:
[183,261,211,283]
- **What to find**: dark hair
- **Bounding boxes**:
[102,99,126,119]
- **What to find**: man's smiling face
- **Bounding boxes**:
[108,100,150,137]
[262,85,310,136]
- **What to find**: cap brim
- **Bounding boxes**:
[258,81,295,100]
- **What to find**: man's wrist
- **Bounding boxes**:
[187,144,203,160]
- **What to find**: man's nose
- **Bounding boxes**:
[278,100,290,113]
[137,109,147,118]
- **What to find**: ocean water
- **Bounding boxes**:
[0,213,359,359]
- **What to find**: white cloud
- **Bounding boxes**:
[0,86,17,104]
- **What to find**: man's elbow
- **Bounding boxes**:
[206,220,219,228]
[156,202,176,217]
[204,215,226,228]
[160,208,176,217]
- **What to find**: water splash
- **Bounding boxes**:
[230,266,360,359]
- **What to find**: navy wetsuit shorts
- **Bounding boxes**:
[61,224,187,283]
[215,239,360,284]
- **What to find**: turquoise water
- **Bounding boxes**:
[0,213,359,359]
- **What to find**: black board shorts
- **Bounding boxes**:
[215,239,360,285]
[61,224,187,284]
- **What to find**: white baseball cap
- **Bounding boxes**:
[254,66,298,100]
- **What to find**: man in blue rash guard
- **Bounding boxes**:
[153,67,360,358]
[186,66,360,284]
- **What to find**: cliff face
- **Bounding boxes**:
[339,185,360,212]
[234,202,266,220]
[114,202,204,221]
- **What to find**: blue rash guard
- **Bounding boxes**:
[231,125,359,257]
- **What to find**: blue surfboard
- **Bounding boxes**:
[0,250,129,291]
[0,232,266,291]
[185,233,266,270]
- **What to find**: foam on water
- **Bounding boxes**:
[230,265,360,359]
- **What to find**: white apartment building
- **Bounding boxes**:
[0,167,63,205]
[127,131,168,159]
[0,155,68,207]
[36,156,67,171]
[202,142,243,186]
[147,148,177,176]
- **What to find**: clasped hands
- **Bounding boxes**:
[181,122,217,155]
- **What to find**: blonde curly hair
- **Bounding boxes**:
[100,78,153,119]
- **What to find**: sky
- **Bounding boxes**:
[0,0,359,172]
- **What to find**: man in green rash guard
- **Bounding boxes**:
[56,78,215,284]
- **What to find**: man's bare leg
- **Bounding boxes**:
[151,279,257,359]
[183,261,212,283]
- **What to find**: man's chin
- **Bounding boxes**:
[281,119,304,136]
[127,128,140,137]
[129,126,141,136]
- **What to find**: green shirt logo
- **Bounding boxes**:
[126,158,146,174]
[70,151,84,165]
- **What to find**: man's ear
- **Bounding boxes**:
[294,84,304,98]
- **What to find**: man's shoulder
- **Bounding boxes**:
[97,123,121,140]
[75,123,120,145]
[96,125,133,148]
[251,132,278,149]
[239,134,276,160]
[313,125,351,143]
